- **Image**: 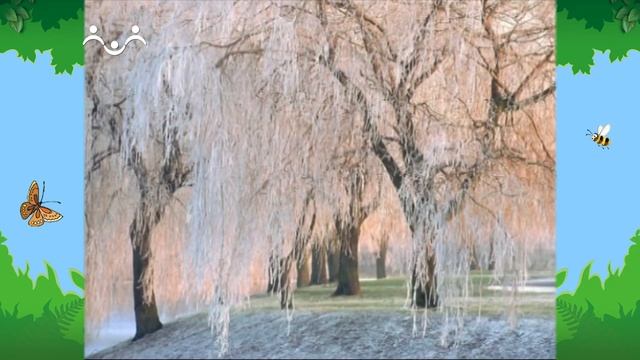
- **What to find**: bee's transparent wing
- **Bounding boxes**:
[600,124,611,136]
[597,125,603,135]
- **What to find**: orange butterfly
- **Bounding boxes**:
[20,181,63,227]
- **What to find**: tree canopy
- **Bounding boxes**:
[0,0,83,74]
[558,0,640,74]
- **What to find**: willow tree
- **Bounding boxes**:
[258,0,556,308]
[85,11,194,339]
[86,0,371,349]
[85,0,554,354]
[85,2,231,341]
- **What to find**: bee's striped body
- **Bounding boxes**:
[592,134,610,147]
[587,124,611,149]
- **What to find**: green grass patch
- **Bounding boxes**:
[557,228,640,359]
[0,230,84,359]
[243,271,554,317]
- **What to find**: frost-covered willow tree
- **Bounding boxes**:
[85,0,554,354]
[229,0,555,309]
[85,2,197,339]
[86,0,380,345]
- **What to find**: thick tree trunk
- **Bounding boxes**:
[410,247,439,308]
[296,249,311,288]
[333,221,361,296]
[310,243,328,285]
[376,246,387,280]
[130,204,162,340]
[125,131,189,341]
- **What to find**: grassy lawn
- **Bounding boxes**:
[239,271,555,317]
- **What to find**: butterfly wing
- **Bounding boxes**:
[39,206,63,222]
[27,181,39,205]
[20,202,37,219]
[28,208,45,227]
[21,181,39,221]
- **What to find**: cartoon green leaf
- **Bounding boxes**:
[623,18,636,32]
[15,6,29,20]
[617,6,630,20]
[10,17,23,33]
[11,0,23,6]
[623,0,634,6]
[557,268,568,287]
[629,8,640,21]
[70,269,84,291]
[5,8,18,22]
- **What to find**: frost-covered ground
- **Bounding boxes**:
[88,311,554,359]
[87,276,554,359]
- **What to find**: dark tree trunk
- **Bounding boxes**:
[130,203,163,340]
[327,246,340,282]
[488,238,496,271]
[280,287,293,310]
[125,129,189,341]
[333,221,361,296]
[310,243,328,285]
[267,254,283,293]
[410,247,439,308]
[296,249,311,288]
[376,245,387,280]
[469,243,480,271]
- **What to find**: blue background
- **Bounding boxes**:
[0,51,83,293]
[557,51,640,291]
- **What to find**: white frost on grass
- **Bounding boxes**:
[88,311,554,359]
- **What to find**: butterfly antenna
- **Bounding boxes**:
[39,181,61,204]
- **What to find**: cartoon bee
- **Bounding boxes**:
[586,124,611,149]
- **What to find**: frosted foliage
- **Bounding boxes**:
[86,0,554,355]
